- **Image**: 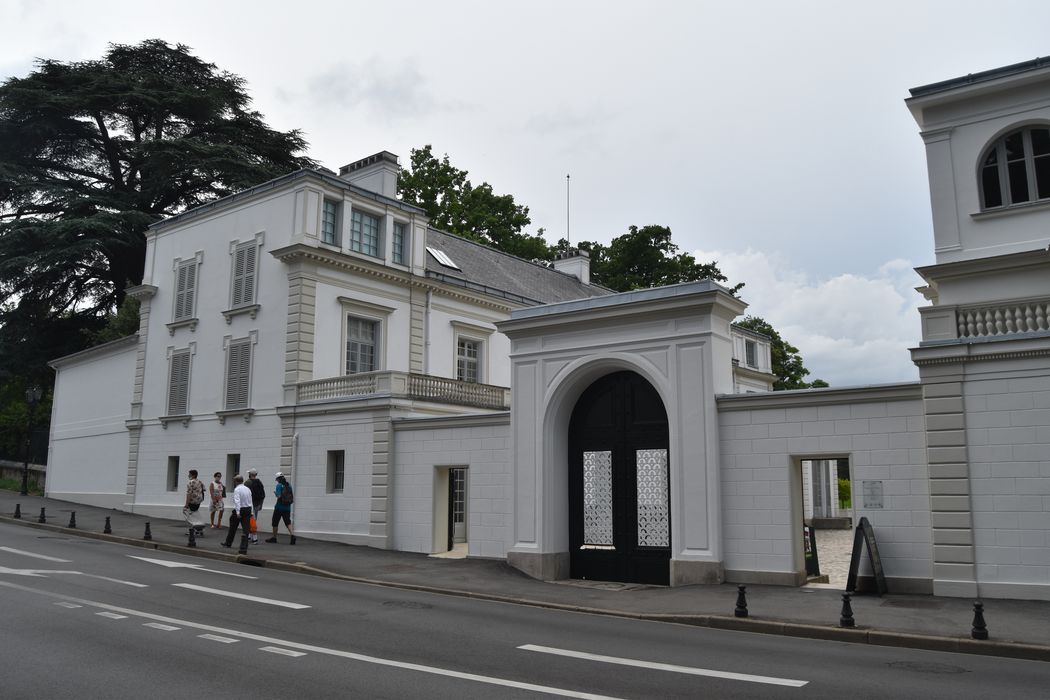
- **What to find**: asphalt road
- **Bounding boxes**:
[0,522,1045,699]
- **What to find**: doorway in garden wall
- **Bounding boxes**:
[568,371,670,585]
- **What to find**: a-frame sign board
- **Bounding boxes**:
[845,516,887,595]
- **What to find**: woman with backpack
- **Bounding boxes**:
[267,472,296,545]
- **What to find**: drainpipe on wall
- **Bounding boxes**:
[291,432,299,516]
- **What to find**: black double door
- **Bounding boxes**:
[568,371,671,585]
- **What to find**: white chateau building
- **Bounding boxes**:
[48,58,1050,600]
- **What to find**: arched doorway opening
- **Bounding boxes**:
[568,370,670,584]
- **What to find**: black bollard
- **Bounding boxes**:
[839,593,856,628]
[13,503,21,519]
[187,527,197,548]
[103,516,112,534]
[143,522,153,541]
[238,532,249,555]
[38,507,46,523]
[734,585,749,618]
[971,601,989,640]
[68,512,76,529]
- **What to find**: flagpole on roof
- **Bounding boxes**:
[566,173,571,246]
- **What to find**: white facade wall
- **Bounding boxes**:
[48,340,137,507]
[313,278,413,377]
[964,360,1050,598]
[286,411,376,540]
[391,416,512,557]
[130,414,282,518]
[718,387,932,590]
[427,300,510,386]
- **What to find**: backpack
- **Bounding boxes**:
[279,482,294,505]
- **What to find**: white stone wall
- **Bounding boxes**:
[964,363,1050,598]
[286,411,377,541]
[718,386,931,588]
[47,339,137,507]
[131,413,282,518]
[391,416,512,557]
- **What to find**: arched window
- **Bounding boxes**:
[980,126,1050,209]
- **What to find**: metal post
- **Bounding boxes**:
[734,585,749,618]
[839,593,856,628]
[68,512,76,529]
[971,601,989,640]
[103,516,112,534]
[143,522,152,541]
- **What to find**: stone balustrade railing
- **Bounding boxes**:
[957,299,1050,338]
[295,370,510,409]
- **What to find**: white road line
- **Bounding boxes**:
[95,612,127,619]
[517,644,808,688]
[55,602,82,609]
[260,646,307,657]
[172,583,310,609]
[199,634,239,644]
[0,581,623,700]
[0,546,71,563]
[0,566,147,587]
[144,623,180,631]
[128,555,257,579]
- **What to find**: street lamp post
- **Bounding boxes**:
[20,385,42,496]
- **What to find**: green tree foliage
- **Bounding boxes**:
[555,226,743,294]
[398,145,549,260]
[734,315,828,390]
[0,39,313,387]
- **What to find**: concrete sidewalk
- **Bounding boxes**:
[1,490,1047,662]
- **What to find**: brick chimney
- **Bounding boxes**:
[552,248,590,285]
[338,151,399,198]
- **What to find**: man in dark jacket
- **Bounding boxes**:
[245,469,266,545]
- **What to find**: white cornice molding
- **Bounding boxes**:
[716,382,922,411]
[271,243,517,313]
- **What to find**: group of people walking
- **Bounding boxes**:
[184,468,295,555]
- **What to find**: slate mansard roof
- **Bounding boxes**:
[424,228,609,306]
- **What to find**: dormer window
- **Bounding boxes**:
[980,126,1050,209]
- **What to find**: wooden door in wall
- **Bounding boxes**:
[568,371,670,585]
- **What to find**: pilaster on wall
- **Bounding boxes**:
[125,285,156,499]
[369,417,392,547]
[409,288,426,374]
[284,273,317,386]
[922,371,978,597]
[279,418,295,473]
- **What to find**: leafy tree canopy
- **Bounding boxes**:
[0,39,314,382]
[555,225,743,295]
[734,315,828,390]
[398,145,549,260]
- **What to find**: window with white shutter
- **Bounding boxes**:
[168,350,191,415]
[173,259,197,321]
[230,242,257,308]
[225,338,252,410]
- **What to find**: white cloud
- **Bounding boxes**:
[695,247,923,387]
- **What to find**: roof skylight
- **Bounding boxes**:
[426,246,460,270]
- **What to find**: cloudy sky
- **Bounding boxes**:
[4,1,1049,386]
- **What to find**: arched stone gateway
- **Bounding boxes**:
[569,371,670,584]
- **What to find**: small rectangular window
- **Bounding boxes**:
[166,456,180,492]
[168,349,191,415]
[173,259,198,321]
[347,316,378,374]
[230,242,258,308]
[745,340,757,368]
[226,454,240,486]
[225,338,252,410]
[327,450,345,493]
[392,222,406,264]
[457,338,480,383]
[351,210,381,257]
[322,200,340,245]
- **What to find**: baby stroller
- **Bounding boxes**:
[182,504,208,538]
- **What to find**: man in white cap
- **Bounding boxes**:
[267,472,296,544]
